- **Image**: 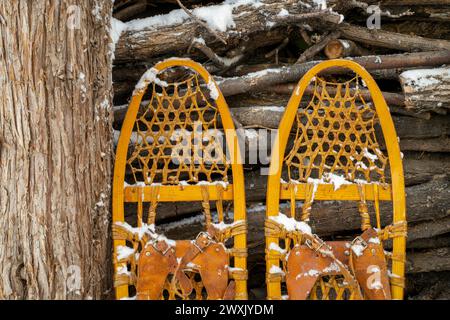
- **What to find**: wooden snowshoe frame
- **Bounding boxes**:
[113,59,247,300]
[265,60,407,300]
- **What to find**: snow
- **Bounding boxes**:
[207,80,220,100]
[307,172,352,191]
[296,269,320,280]
[245,67,284,79]
[270,213,312,234]
[115,221,155,240]
[351,244,365,257]
[117,266,131,276]
[110,17,127,50]
[116,246,135,260]
[228,267,244,272]
[152,234,177,247]
[212,220,243,231]
[341,40,350,49]
[269,265,285,275]
[186,262,199,269]
[325,173,352,190]
[363,148,378,161]
[368,237,381,244]
[400,67,449,89]
[124,0,264,33]
[262,106,285,112]
[124,181,148,187]
[194,4,236,32]
[269,243,286,254]
[277,9,289,17]
[134,68,168,95]
[196,181,229,188]
[312,0,327,10]
[322,262,340,273]
[356,161,368,170]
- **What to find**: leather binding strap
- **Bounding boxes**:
[348,228,392,299]
[170,225,236,299]
[357,184,371,231]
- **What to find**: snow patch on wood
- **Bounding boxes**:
[270,213,312,234]
[134,67,168,95]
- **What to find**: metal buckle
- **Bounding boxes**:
[305,234,328,252]
[351,236,368,250]
[151,239,172,255]
[193,231,213,252]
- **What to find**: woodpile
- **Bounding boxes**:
[112,0,450,299]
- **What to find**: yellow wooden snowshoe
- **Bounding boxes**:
[112,59,247,300]
[265,60,407,300]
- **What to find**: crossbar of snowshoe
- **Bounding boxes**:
[279,183,392,201]
[124,185,235,202]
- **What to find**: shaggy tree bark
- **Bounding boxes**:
[0,1,113,299]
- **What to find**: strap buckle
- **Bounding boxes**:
[193,231,214,252]
[151,239,172,256]
[305,234,329,252]
[351,236,368,251]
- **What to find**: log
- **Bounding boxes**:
[407,248,450,273]
[407,235,450,250]
[231,65,401,80]
[216,51,450,97]
[399,137,450,153]
[113,2,148,21]
[384,217,450,250]
[399,67,450,114]
[114,1,338,63]
[403,157,450,186]
[407,271,450,300]
[338,23,450,52]
[324,39,370,59]
[392,115,449,139]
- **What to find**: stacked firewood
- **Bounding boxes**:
[112,0,450,299]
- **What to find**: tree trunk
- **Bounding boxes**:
[0,1,113,299]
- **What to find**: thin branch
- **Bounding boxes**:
[276,11,343,25]
[189,38,243,68]
[299,28,312,45]
[176,0,227,45]
[265,38,290,63]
